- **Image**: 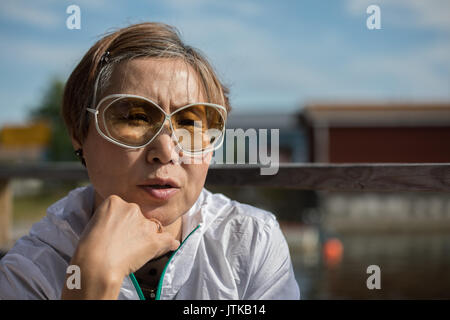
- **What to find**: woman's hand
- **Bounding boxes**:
[61,195,180,299]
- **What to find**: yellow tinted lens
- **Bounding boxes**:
[172,104,224,152]
[102,97,164,146]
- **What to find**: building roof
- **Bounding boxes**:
[226,112,300,130]
[301,102,450,127]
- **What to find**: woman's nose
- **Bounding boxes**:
[145,120,180,164]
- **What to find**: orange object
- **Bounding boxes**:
[323,237,343,267]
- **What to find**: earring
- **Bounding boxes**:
[74,148,86,167]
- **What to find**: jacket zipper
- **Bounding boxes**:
[129,224,201,300]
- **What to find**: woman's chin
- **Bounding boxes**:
[140,208,173,226]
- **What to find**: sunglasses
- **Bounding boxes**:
[87,94,227,155]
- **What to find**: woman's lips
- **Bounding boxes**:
[139,185,180,201]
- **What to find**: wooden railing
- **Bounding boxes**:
[1,162,450,247]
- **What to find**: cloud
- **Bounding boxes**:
[346,43,450,99]
[229,1,265,17]
[343,0,450,100]
[0,33,85,76]
[164,0,265,17]
[0,0,60,29]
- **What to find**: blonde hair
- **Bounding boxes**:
[62,22,231,144]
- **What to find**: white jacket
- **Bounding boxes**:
[0,185,300,300]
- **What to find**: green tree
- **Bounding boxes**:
[29,78,76,161]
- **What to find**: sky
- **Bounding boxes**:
[0,0,449,127]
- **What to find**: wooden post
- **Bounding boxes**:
[0,179,12,249]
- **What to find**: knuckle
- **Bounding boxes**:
[127,202,141,215]
[104,194,123,207]
[107,194,121,202]
[129,202,140,210]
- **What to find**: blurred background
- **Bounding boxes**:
[0,0,449,299]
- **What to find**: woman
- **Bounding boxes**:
[0,22,300,300]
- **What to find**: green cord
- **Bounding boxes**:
[129,272,145,300]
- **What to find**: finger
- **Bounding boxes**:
[157,232,180,252]
[147,218,163,233]
[170,239,181,251]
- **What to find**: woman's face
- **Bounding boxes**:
[78,58,213,228]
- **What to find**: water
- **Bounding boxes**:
[290,232,450,299]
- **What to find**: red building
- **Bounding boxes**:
[300,102,450,163]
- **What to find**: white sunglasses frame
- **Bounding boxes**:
[86,93,227,156]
